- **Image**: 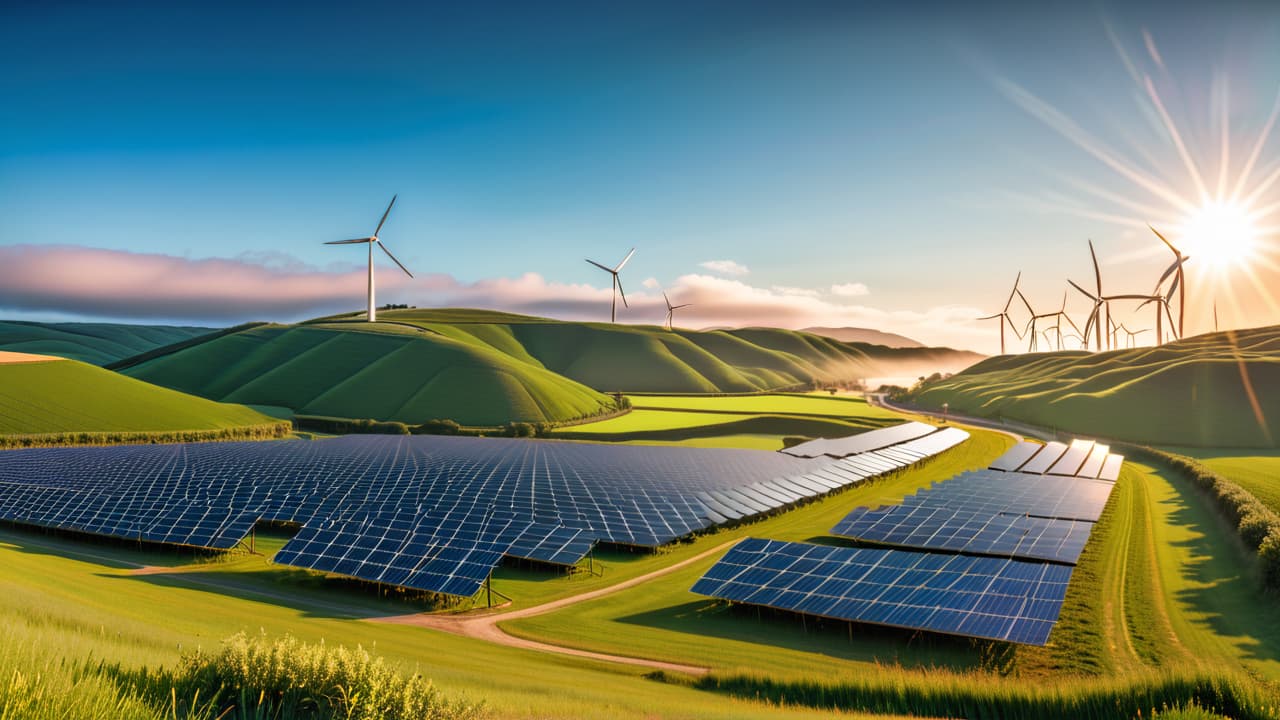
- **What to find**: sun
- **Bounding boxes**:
[1179,200,1258,270]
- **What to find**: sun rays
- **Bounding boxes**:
[993,17,1280,336]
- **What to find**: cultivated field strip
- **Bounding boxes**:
[0,424,964,599]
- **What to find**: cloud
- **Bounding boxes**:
[641,277,661,289]
[699,259,750,276]
[0,245,989,350]
[830,282,870,297]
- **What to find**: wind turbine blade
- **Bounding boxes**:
[1149,224,1178,255]
[1063,313,1082,334]
[616,276,629,308]
[614,247,636,272]
[378,241,413,278]
[1067,279,1097,302]
[1166,272,1181,302]
[1083,312,1094,341]
[663,291,672,310]
[977,313,1003,320]
[1016,289,1035,316]
[373,194,397,238]
[673,303,692,309]
[1003,271,1022,311]
[585,258,613,273]
[1155,258,1181,289]
[1089,239,1103,294]
[325,237,375,245]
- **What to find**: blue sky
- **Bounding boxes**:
[2,1,1278,351]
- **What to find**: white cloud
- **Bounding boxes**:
[770,285,821,297]
[641,277,661,289]
[699,259,750,276]
[830,282,870,297]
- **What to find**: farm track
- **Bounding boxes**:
[373,540,744,676]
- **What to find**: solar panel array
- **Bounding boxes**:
[693,437,1124,645]
[991,439,1124,482]
[781,421,938,458]
[0,425,965,599]
[691,537,1070,645]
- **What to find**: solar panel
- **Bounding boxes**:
[781,421,938,458]
[692,538,1070,645]
[989,441,1043,471]
[1019,442,1069,474]
[0,430,970,598]
[1098,454,1125,482]
[1047,440,1094,476]
[830,504,1095,564]
[909,470,1114,522]
[1075,444,1110,479]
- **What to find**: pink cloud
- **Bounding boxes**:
[0,245,990,351]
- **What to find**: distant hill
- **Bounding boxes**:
[0,355,282,436]
[801,326,925,348]
[908,325,1280,448]
[119,308,983,426]
[0,320,213,365]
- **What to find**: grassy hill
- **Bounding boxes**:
[801,326,925,348]
[0,356,283,436]
[908,324,1280,447]
[119,309,980,426]
[0,320,213,365]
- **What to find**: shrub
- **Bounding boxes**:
[1238,509,1279,550]
[1261,531,1280,590]
[413,419,463,436]
[160,632,485,720]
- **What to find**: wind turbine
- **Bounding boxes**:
[1149,225,1189,339]
[662,291,692,331]
[977,272,1025,355]
[585,248,635,323]
[1105,293,1176,345]
[325,195,413,323]
[1016,290,1052,352]
[1048,291,1082,351]
[1214,301,1220,332]
[1119,324,1149,348]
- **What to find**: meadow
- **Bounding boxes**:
[1,388,1277,718]
[907,325,1280,447]
[0,320,211,365]
[0,358,287,439]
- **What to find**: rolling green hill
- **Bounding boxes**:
[0,356,283,436]
[908,324,1280,447]
[120,309,980,425]
[0,320,213,365]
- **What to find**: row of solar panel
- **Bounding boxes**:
[991,439,1123,481]
[0,425,966,599]
[781,421,937,459]
[691,537,1069,645]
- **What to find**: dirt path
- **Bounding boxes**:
[373,539,742,675]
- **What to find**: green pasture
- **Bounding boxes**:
[628,392,901,417]
[0,320,212,366]
[0,359,280,435]
[909,324,1280,447]
[1168,449,1280,515]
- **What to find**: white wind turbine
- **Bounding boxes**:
[663,291,692,331]
[325,195,414,322]
[584,248,635,323]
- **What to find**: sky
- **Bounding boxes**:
[2,1,1279,353]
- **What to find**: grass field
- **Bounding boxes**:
[116,310,980,426]
[0,320,212,365]
[1167,449,1280,516]
[0,358,282,435]
[908,324,1280,447]
[555,393,904,449]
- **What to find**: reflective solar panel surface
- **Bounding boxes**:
[692,537,1070,645]
[831,504,1094,564]
[0,430,967,598]
[781,421,937,458]
[1019,442,1068,474]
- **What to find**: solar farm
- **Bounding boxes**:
[2,392,1279,719]
[0,422,967,601]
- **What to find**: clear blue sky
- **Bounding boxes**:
[2,1,1278,349]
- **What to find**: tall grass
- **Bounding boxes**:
[0,423,292,450]
[0,628,485,720]
[693,667,1279,719]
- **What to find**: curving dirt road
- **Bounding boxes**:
[371,539,743,675]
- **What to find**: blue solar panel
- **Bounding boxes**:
[830,504,1094,564]
[692,537,1070,645]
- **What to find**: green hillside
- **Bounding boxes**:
[120,309,980,426]
[908,324,1280,447]
[0,357,281,435]
[0,321,213,365]
[123,323,616,426]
